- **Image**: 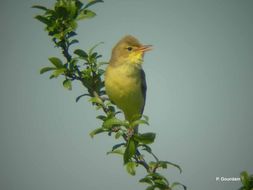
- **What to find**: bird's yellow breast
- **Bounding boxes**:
[105,64,144,121]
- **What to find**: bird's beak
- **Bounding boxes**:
[137,45,153,52]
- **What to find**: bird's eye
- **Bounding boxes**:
[127,47,133,51]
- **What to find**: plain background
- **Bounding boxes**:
[0,0,252,190]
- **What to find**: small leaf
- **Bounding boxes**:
[140,144,152,153]
[88,42,104,55]
[146,186,155,190]
[50,68,66,79]
[124,139,136,164]
[89,127,107,138]
[241,171,250,188]
[171,182,187,190]
[75,0,83,10]
[107,148,124,156]
[76,93,90,102]
[115,131,122,139]
[143,115,149,122]
[97,61,108,68]
[108,106,116,113]
[40,67,56,74]
[158,161,168,169]
[32,5,48,11]
[102,117,126,129]
[67,31,77,38]
[74,49,88,59]
[139,177,154,185]
[63,79,72,90]
[148,173,169,185]
[90,52,98,59]
[77,9,96,20]
[69,39,79,46]
[112,143,125,151]
[134,133,156,144]
[149,161,157,168]
[161,161,182,173]
[130,119,149,128]
[89,96,103,105]
[34,15,51,25]
[49,57,64,68]
[153,180,168,189]
[55,6,68,18]
[83,0,104,9]
[96,115,106,121]
[126,161,136,176]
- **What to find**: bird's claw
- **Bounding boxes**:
[126,128,134,140]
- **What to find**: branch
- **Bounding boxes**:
[32,1,186,190]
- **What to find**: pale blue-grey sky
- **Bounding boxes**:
[0,0,253,190]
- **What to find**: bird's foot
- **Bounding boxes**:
[126,128,134,140]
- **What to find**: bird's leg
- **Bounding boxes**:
[126,128,135,140]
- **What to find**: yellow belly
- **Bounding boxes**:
[105,64,144,121]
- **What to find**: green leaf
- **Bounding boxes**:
[89,96,103,105]
[32,5,48,11]
[40,67,56,74]
[69,39,79,46]
[115,131,122,139]
[143,115,149,122]
[171,182,187,190]
[126,161,136,176]
[96,115,106,121]
[107,148,124,156]
[139,177,154,185]
[49,57,64,68]
[74,49,88,59]
[63,79,72,90]
[102,117,127,129]
[148,173,169,185]
[112,143,125,151]
[76,93,90,102]
[68,31,77,38]
[124,139,136,164]
[153,180,168,189]
[88,42,104,55]
[55,6,69,18]
[90,52,98,59]
[161,161,182,173]
[107,143,125,155]
[34,15,51,25]
[97,61,108,68]
[108,106,116,113]
[50,68,66,78]
[83,0,104,9]
[130,119,149,128]
[77,9,96,20]
[69,59,78,71]
[140,144,152,153]
[241,171,250,188]
[75,0,83,10]
[89,127,107,138]
[68,0,78,18]
[250,175,253,188]
[146,186,155,190]
[134,133,156,144]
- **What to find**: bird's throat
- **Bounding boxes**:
[128,52,144,65]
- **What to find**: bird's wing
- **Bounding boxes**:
[140,69,147,114]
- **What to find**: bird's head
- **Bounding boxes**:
[110,35,152,66]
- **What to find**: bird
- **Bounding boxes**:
[105,35,152,127]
